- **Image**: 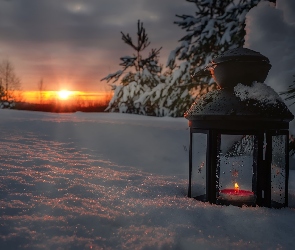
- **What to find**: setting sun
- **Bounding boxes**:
[58,90,72,100]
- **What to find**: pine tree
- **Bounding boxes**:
[160,59,217,117]
[280,75,295,155]
[167,0,261,75]
[164,0,262,116]
[280,75,295,106]
[290,135,295,156]
[101,20,163,115]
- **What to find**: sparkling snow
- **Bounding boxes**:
[0,109,294,250]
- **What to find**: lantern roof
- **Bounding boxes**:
[184,82,294,125]
[205,48,272,89]
[211,47,270,65]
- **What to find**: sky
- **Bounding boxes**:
[0,0,194,92]
[245,0,295,133]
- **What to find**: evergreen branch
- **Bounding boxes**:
[121,20,151,52]
[137,20,150,51]
[101,69,127,83]
[280,75,295,105]
[290,135,295,156]
[119,56,137,68]
[121,32,138,51]
[141,47,162,64]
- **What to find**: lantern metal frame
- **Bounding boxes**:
[187,117,291,208]
[185,48,293,208]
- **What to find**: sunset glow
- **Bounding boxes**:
[22,91,111,104]
[58,90,72,100]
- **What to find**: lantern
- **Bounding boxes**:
[185,48,294,208]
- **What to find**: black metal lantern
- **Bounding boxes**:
[185,48,294,208]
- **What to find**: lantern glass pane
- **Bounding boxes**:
[271,135,286,205]
[217,135,256,203]
[191,133,207,199]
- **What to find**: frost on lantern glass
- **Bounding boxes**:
[271,135,287,205]
[217,134,255,202]
[191,133,207,199]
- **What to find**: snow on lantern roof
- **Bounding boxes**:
[184,81,294,122]
[234,82,282,105]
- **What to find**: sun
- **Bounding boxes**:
[58,90,72,100]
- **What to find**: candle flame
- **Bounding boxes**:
[234,182,239,192]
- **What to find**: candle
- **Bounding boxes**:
[219,183,255,203]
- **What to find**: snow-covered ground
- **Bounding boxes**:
[0,109,295,250]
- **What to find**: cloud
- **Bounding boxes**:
[0,0,194,91]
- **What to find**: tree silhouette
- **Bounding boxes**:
[0,60,21,107]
